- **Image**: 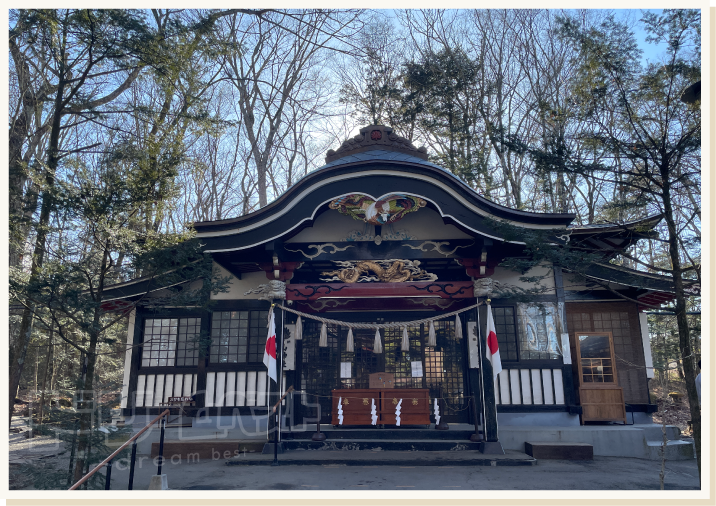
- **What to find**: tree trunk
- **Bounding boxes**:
[662,176,700,481]
[72,246,110,484]
[38,329,53,424]
[8,73,65,426]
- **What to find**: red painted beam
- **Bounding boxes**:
[258,261,303,282]
[294,297,474,313]
[286,281,475,301]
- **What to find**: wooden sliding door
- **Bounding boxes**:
[574,332,626,424]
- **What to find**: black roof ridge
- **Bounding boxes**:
[192,153,575,232]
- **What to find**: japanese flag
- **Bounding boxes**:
[486,303,502,380]
[263,310,277,382]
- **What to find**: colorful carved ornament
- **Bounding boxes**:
[329,193,426,225]
[320,259,437,283]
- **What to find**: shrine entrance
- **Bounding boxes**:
[295,312,470,426]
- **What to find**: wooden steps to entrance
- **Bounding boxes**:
[280,427,481,452]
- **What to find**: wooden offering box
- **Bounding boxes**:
[332,388,430,426]
[331,389,376,426]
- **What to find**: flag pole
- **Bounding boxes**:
[475,298,488,442]
[486,299,499,440]
[271,302,283,465]
[266,306,272,443]
[278,307,284,443]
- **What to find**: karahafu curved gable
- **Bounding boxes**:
[329,193,427,225]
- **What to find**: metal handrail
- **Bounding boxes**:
[272,386,294,413]
[68,409,170,490]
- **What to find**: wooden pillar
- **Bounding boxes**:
[126,309,143,413]
[553,265,578,410]
[195,309,211,409]
[466,306,483,437]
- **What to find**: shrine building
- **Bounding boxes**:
[109,125,688,453]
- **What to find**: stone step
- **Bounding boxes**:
[646,439,695,461]
[525,441,593,460]
[226,449,536,467]
[282,439,482,452]
[286,428,478,441]
[150,440,264,459]
[636,424,681,441]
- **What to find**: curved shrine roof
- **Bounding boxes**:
[193,126,578,252]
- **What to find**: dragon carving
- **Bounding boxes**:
[320,259,437,283]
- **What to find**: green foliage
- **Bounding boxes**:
[484,216,606,286]
[403,49,485,181]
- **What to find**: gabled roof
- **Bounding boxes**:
[193,126,578,253]
[567,214,663,256]
[565,261,699,308]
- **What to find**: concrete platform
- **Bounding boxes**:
[498,425,694,460]
[226,449,536,467]
[129,422,694,461]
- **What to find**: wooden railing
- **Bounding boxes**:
[68,409,170,490]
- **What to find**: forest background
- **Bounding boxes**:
[7,8,702,486]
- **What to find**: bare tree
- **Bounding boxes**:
[218,10,363,207]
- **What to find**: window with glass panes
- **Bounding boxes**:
[142,317,201,367]
[492,307,518,361]
[210,310,268,363]
[176,318,201,366]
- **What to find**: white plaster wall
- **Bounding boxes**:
[562,273,592,292]
[286,205,471,243]
[562,272,632,293]
[286,211,364,242]
[143,278,204,299]
[389,207,472,240]
[491,264,555,293]
[211,264,267,300]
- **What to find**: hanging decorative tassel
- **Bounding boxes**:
[428,320,436,347]
[401,326,410,351]
[319,322,328,347]
[294,316,302,340]
[346,327,354,352]
[373,328,382,354]
[455,314,463,339]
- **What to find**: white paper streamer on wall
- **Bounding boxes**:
[395,399,402,426]
[294,316,302,340]
[371,398,378,425]
[346,328,354,352]
[428,321,436,347]
[319,322,327,347]
[337,397,344,425]
[373,328,382,354]
[433,397,440,426]
[401,326,410,351]
[455,314,463,338]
